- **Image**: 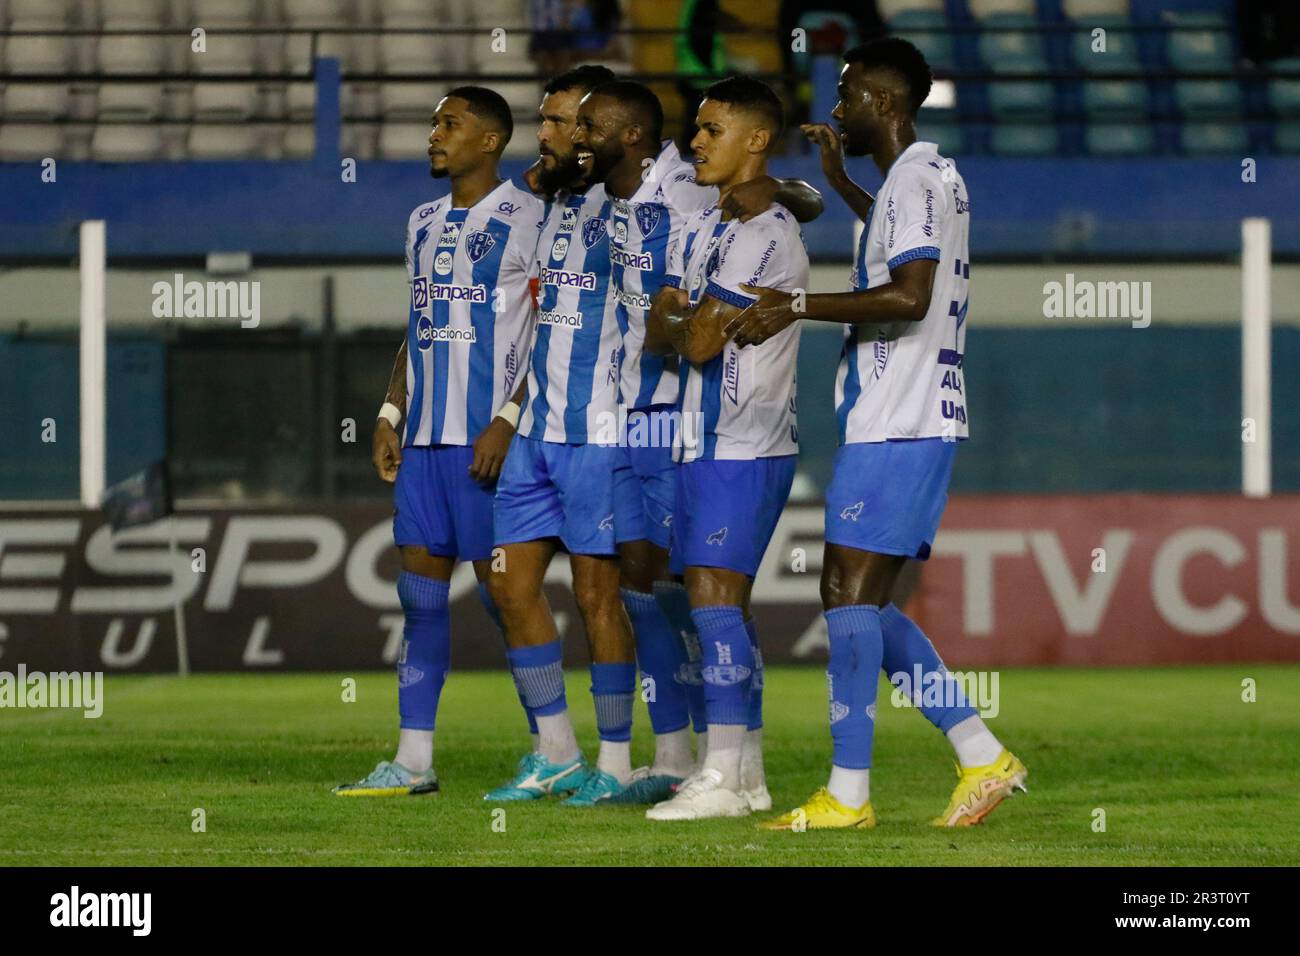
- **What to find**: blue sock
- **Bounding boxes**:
[622,588,690,735]
[590,661,636,742]
[480,582,538,736]
[397,572,450,732]
[880,603,977,733]
[824,604,884,770]
[691,605,754,728]
[506,639,567,717]
[744,617,763,731]
[654,580,707,733]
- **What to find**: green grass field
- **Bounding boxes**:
[1,666,1297,866]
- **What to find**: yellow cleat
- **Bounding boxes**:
[932,749,1027,827]
[758,787,876,830]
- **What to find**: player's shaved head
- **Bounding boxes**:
[588,80,664,145]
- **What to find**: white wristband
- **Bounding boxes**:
[495,400,521,428]
[377,402,402,429]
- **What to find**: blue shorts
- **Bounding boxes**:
[393,444,495,561]
[669,456,797,577]
[824,438,958,560]
[613,405,678,550]
[494,433,619,556]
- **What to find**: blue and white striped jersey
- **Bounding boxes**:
[667,203,809,463]
[403,180,544,447]
[518,184,623,446]
[836,141,971,444]
[609,141,717,410]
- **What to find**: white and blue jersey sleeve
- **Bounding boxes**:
[610,142,718,411]
[518,184,623,446]
[674,204,809,463]
[403,180,544,448]
[836,141,971,444]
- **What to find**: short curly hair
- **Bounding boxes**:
[843,38,933,116]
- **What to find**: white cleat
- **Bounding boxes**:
[645,768,751,821]
[739,783,771,812]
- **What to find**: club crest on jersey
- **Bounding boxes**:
[438,222,461,246]
[582,217,607,249]
[434,251,453,275]
[411,275,428,309]
[466,230,496,263]
[550,236,570,261]
[635,204,661,237]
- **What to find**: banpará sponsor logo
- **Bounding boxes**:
[614,289,652,310]
[610,247,653,271]
[888,664,999,718]
[540,265,597,290]
[593,405,703,449]
[1042,273,1152,328]
[0,664,102,718]
[50,886,150,936]
[426,283,488,303]
[150,273,260,328]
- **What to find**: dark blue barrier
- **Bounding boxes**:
[2,153,1297,261]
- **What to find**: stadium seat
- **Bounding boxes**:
[97,34,167,74]
[918,119,963,155]
[1165,20,1234,72]
[1085,122,1154,154]
[1062,0,1132,17]
[8,0,69,26]
[0,122,63,159]
[379,120,430,159]
[282,0,350,27]
[283,124,315,158]
[192,82,258,120]
[1070,19,1141,73]
[97,82,164,120]
[98,0,165,26]
[976,15,1047,75]
[494,80,543,115]
[187,123,258,159]
[1178,122,1246,154]
[877,0,945,16]
[90,123,163,160]
[505,121,539,159]
[5,33,69,74]
[990,123,1058,154]
[1174,80,1240,117]
[190,0,258,26]
[2,84,71,120]
[1266,58,1300,118]
[987,80,1054,118]
[378,82,440,119]
[191,34,259,74]
[287,83,315,121]
[967,0,1036,17]
[1082,79,1147,117]
[378,34,439,75]
[1274,122,1300,153]
[888,11,955,72]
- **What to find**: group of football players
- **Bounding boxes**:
[335,37,1027,829]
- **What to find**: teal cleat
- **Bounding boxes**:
[606,766,684,805]
[560,769,628,807]
[333,760,439,797]
[483,752,589,801]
